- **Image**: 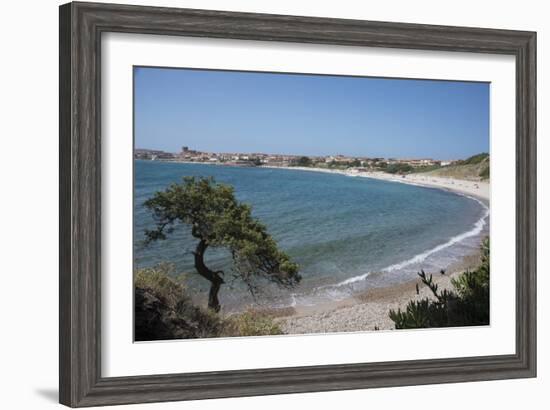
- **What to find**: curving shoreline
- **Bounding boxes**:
[262,165,490,202]
[147,161,490,332]
[275,247,485,333]
[156,160,490,202]
[254,166,491,333]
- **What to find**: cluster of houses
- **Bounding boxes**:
[386,157,454,167]
[134,148,176,161]
[134,146,455,168]
[180,146,265,165]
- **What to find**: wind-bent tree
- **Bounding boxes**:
[143,177,301,312]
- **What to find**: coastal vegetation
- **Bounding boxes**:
[326,159,361,169]
[134,263,283,340]
[143,176,301,312]
[385,163,414,174]
[264,152,490,181]
[418,153,490,181]
[479,165,490,179]
[389,238,490,329]
[291,156,313,167]
[455,152,489,165]
[370,152,490,179]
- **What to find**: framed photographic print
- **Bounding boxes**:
[59,1,536,407]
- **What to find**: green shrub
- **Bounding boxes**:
[410,164,442,173]
[479,165,490,179]
[291,156,313,167]
[385,163,414,174]
[135,264,284,340]
[135,264,225,340]
[456,152,489,165]
[389,238,490,329]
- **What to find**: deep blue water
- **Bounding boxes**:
[134,161,489,310]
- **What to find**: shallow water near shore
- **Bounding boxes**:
[134,160,489,312]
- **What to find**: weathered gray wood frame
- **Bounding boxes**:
[59,1,536,407]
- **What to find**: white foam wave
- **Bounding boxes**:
[289,293,297,307]
[329,194,489,287]
[383,195,489,272]
[335,271,372,286]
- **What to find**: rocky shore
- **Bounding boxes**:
[276,252,482,334]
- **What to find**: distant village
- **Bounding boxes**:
[134,146,456,170]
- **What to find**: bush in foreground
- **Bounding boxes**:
[135,264,282,340]
[389,238,490,329]
[135,264,223,341]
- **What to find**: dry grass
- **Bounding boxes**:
[423,157,490,181]
[135,262,189,307]
[135,264,284,338]
[222,310,284,337]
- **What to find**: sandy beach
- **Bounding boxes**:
[354,171,490,202]
[276,251,482,333]
[269,166,490,202]
[165,162,490,202]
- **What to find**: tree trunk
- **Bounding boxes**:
[207,276,223,313]
[193,239,224,312]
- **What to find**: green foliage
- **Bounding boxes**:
[456,152,489,165]
[418,154,490,181]
[292,156,313,167]
[222,310,283,337]
[325,158,362,169]
[389,238,490,329]
[143,177,300,311]
[327,160,344,169]
[410,164,442,173]
[385,163,414,174]
[479,165,490,179]
[452,238,489,298]
[389,298,448,328]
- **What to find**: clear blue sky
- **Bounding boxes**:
[134,67,489,159]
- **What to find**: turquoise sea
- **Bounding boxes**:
[134,160,489,311]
